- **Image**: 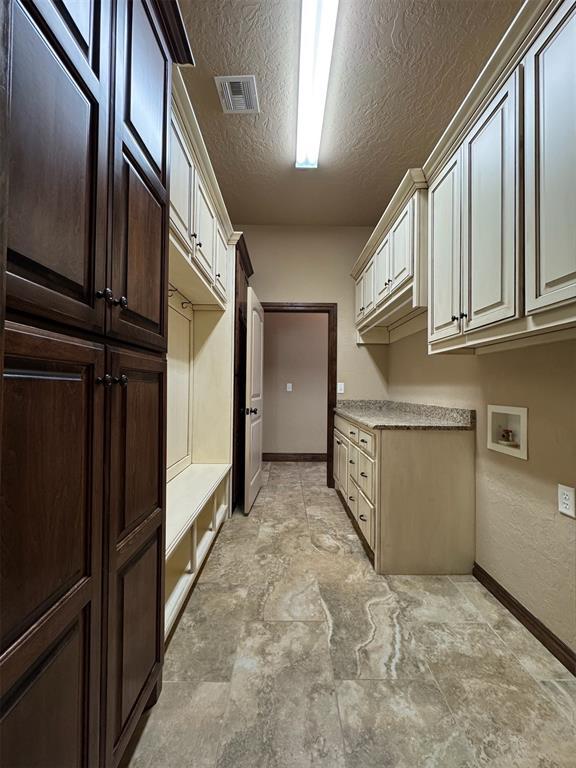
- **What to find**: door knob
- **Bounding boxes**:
[249,407,258,414]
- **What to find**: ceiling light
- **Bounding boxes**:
[296,0,339,169]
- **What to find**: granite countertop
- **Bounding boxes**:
[335,399,476,431]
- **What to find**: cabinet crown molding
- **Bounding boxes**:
[423,0,563,182]
[172,67,235,241]
[351,168,426,278]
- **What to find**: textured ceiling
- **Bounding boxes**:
[179,0,523,226]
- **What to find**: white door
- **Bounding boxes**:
[244,287,264,514]
[525,2,576,313]
[462,71,518,331]
[429,151,463,342]
[389,198,414,293]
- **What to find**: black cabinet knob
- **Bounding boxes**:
[451,315,458,322]
[349,459,355,465]
[360,471,368,478]
[336,440,341,445]
[96,287,114,303]
[192,232,197,239]
[113,374,129,387]
[216,273,221,278]
[459,312,468,319]
[249,407,258,415]
[360,439,367,444]
[197,242,203,248]
[359,514,367,522]
[96,374,113,388]
[348,496,355,502]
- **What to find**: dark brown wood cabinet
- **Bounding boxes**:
[1,2,192,766]
[0,323,105,768]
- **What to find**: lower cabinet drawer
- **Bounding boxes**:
[357,491,374,550]
[358,451,374,501]
[346,486,358,518]
[358,429,374,455]
[348,443,359,482]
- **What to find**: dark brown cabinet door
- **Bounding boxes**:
[0,323,105,768]
[108,0,171,351]
[6,0,111,334]
[104,346,166,765]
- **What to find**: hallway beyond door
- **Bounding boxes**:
[123,462,576,768]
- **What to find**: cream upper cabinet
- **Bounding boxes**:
[428,151,462,342]
[363,259,375,315]
[389,197,414,293]
[355,275,364,322]
[461,71,518,332]
[214,227,228,299]
[374,236,390,305]
[525,1,576,313]
[170,118,194,243]
[193,175,216,279]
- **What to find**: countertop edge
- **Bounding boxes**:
[334,407,476,432]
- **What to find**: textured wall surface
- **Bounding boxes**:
[243,224,389,399]
[180,0,522,225]
[387,330,576,651]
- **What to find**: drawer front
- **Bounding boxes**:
[335,414,359,443]
[348,443,359,482]
[358,429,374,455]
[357,491,374,550]
[346,485,358,518]
[358,451,375,501]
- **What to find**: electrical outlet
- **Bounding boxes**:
[558,484,575,518]
[337,382,345,394]
[286,382,293,392]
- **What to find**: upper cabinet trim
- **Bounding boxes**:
[152,0,194,65]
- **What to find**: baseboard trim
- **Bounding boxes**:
[336,489,375,565]
[473,562,575,676]
[263,452,327,462]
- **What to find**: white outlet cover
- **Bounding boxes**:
[558,484,575,518]
[337,382,345,394]
[286,383,293,392]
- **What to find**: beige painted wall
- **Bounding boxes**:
[387,331,576,650]
[241,225,389,400]
[263,312,328,454]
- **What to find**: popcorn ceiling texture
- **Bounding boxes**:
[180,0,523,226]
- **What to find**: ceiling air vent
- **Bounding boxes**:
[214,75,260,114]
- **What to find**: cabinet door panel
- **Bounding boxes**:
[462,72,518,330]
[375,237,389,305]
[390,199,414,293]
[0,323,103,767]
[111,0,171,350]
[105,346,166,764]
[170,119,193,241]
[525,2,576,312]
[355,277,364,323]
[194,177,216,279]
[429,152,462,341]
[215,229,228,299]
[362,260,375,315]
[7,0,110,333]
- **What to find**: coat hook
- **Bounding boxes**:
[181,300,192,309]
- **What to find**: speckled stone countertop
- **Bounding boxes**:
[335,399,476,430]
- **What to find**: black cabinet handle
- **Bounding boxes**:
[115,296,128,309]
[360,471,368,478]
[349,431,355,435]
[359,514,367,522]
[249,407,258,415]
[96,374,113,388]
[348,496,355,502]
[451,315,458,322]
[192,232,197,239]
[96,287,114,303]
[197,242,203,248]
[216,273,221,278]
[459,312,468,319]
[349,459,355,465]
[360,438,367,444]
[113,374,128,387]
[336,440,341,445]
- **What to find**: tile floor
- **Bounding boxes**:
[122,462,576,768]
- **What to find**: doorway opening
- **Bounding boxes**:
[261,303,337,489]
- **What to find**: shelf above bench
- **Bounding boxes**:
[166,462,231,559]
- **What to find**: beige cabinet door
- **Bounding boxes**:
[170,117,194,243]
[214,227,228,299]
[363,259,375,315]
[338,437,349,497]
[244,287,264,514]
[193,175,216,280]
[525,1,576,313]
[333,432,342,485]
[462,71,518,331]
[375,236,390,305]
[429,151,462,341]
[357,491,374,550]
[355,275,364,323]
[389,197,414,293]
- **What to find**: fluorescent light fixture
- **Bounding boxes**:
[296,0,339,169]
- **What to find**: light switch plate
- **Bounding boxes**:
[337,382,345,394]
[558,485,575,518]
[286,383,293,392]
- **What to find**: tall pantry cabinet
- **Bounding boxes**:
[0,2,193,767]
